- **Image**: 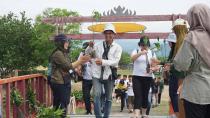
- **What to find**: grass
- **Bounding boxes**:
[118,69,132,75]
[75,108,86,115]
[150,101,169,116]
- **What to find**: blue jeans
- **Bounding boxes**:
[92,77,115,118]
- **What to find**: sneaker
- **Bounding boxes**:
[85,112,92,115]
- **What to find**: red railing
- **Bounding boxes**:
[0,74,52,118]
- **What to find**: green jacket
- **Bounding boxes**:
[51,49,73,84]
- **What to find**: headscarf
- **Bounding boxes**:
[185,4,210,67]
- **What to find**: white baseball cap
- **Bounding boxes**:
[173,18,189,28]
[166,33,177,43]
[103,23,116,33]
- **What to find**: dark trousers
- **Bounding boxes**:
[132,76,152,109]
[51,83,71,118]
[158,93,162,104]
[169,74,179,112]
[184,99,210,118]
[120,91,126,111]
[82,79,93,113]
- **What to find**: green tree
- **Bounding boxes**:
[119,51,131,66]
[33,8,83,67]
[0,12,37,78]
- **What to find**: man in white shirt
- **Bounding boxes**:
[86,23,122,118]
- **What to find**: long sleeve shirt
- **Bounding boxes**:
[86,41,122,80]
[174,41,210,104]
[51,50,73,84]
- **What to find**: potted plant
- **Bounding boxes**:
[71,90,84,108]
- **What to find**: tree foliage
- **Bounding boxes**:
[0,12,37,78]
[33,8,83,66]
[119,51,131,66]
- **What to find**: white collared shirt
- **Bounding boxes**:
[86,41,122,80]
[131,47,156,77]
[78,52,92,80]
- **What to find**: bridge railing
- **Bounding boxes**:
[0,74,52,118]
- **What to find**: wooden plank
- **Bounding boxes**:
[36,78,40,102]
[13,82,18,118]
[65,33,170,40]
[17,80,26,114]
[39,78,44,104]
[0,74,44,85]
[42,14,186,24]
[6,83,10,118]
[0,85,3,118]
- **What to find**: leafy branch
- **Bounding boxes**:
[92,10,102,21]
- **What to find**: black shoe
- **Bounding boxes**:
[101,109,104,113]
[120,109,123,112]
[85,111,92,115]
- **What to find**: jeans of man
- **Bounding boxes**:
[92,77,115,118]
[82,79,93,114]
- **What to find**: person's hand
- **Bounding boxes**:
[89,41,94,47]
[177,84,183,95]
[151,58,161,66]
[75,66,82,76]
[95,58,102,65]
[163,63,171,71]
[79,55,91,64]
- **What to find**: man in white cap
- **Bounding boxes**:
[86,23,122,118]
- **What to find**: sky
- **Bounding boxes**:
[1,0,210,33]
[1,0,210,53]
[1,0,210,18]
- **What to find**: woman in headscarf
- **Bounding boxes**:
[173,4,210,118]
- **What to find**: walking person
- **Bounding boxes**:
[49,34,90,117]
[146,86,153,116]
[173,4,210,118]
[114,74,122,103]
[127,75,134,113]
[131,36,159,118]
[78,42,93,115]
[116,77,127,112]
[151,78,158,107]
[157,77,164,105]
[86,23,122,118]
